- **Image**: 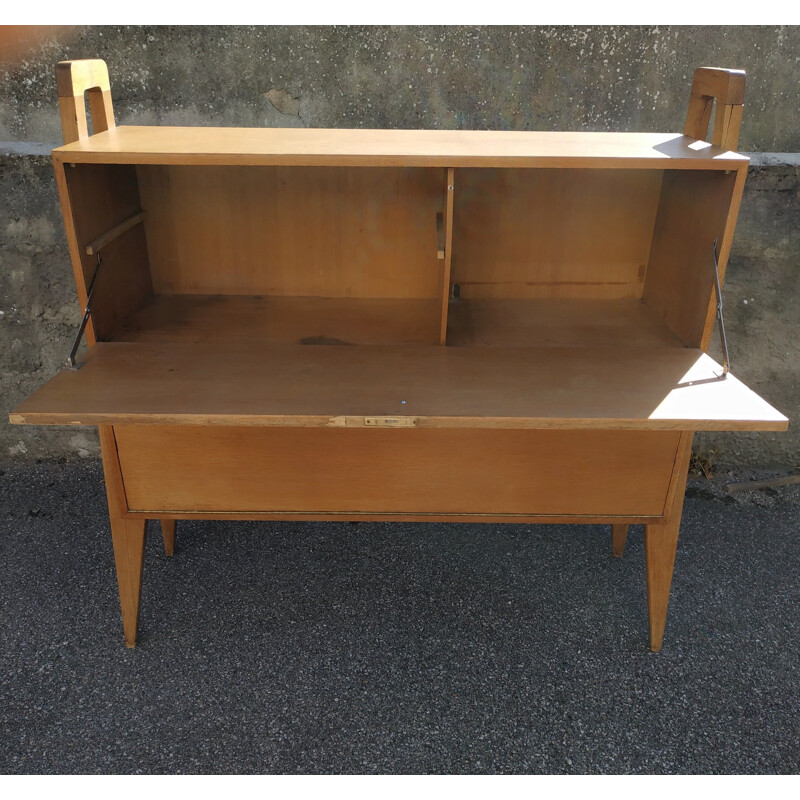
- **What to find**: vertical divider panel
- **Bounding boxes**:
[439,167,456,344]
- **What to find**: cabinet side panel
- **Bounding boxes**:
[137,165,443,299]
[642,170,737,347]
[451,169,663,299]
[115,426,679,517]
[64,164,153,339]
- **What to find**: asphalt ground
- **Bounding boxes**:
[1,460,798,774]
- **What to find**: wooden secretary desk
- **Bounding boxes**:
[10,60,788,651]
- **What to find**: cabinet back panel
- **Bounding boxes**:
[137,165,444,298]
[451,169,663,299]
[642,170,737,347]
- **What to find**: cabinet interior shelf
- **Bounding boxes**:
[113,294,686,349]
[117,294,443,347]
[446,297,684,348]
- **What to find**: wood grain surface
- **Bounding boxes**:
[114,426,680,517]
[10,342,788,431]
[116,294,442,346]
[446,298,682,347]
[137,165,443,298]
[53,127,749,169]
[451,169,663,300]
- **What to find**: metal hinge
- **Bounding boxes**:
[711,238,730,377]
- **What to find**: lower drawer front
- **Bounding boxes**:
[114,426,679,517]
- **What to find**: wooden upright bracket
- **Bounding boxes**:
[56,59,115,144]
[684,67,745,152]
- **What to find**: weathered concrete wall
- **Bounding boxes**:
[695,160,800,473]
[1,26,798,470]
[1,26,799,150]
[0,151,98,460]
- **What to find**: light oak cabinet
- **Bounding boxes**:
[11,61,787,650]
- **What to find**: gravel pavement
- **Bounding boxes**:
[1,460,798,774]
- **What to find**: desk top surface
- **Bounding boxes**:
[53,127,749,169]
[11,342,786,432]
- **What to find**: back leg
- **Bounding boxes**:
[161,519,176,557]
[612,524,629,557]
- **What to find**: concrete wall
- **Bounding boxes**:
[2,26,800,150]
[1,26,798,471]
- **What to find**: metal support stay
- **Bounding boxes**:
[711,238,730,377]
[66,254,103,369]
[66,209,146,368]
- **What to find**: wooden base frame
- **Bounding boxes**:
[96,423,695,651]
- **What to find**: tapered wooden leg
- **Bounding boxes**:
[644,517,682,652]
[110,515,147,648]
[161,519,176,556]
[98,425,147,648]
[645,432,693,652]
[612,524,629,557]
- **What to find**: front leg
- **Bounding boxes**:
[109,515,146,648]
[645,432,693,652]
[99,425,146,648]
